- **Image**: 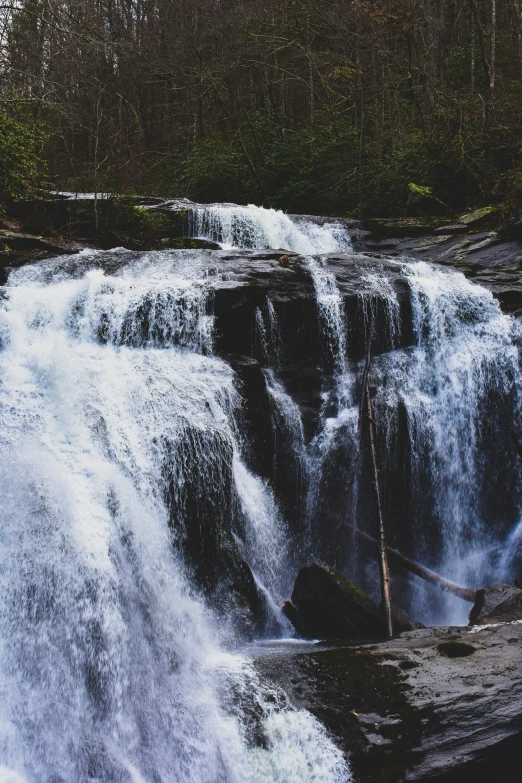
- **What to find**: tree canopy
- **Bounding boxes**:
[0,0,519,215]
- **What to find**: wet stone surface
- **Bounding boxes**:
[253,621,522,782]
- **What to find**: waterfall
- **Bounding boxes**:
[0,249,351,783]
[2,204,522,779]
[188,204,352,254]
[306,257,522,625]
[395,261,522,622]
[305,257,348,378]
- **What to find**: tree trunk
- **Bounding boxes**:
[490,0,496,96]
[365,374,393,637]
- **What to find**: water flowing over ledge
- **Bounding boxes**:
[1,202,522,780]
[186,202,353,254]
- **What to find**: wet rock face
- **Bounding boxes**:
[254,621,522,782]
[206,252,416,545]
[5,240,522,632]
[282,563,423,641]
[469,583,522,625]
[161,426,269,639]
[283,563,387,640]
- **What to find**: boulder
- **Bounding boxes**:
[469,583,522,625]
[457,205,499,228]
[282,563,423,641]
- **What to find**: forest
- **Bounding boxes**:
[0,0,520,216]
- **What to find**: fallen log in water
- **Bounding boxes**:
[346,523,477,602]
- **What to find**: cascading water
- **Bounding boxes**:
[3,196,522,780]
[0,249,351,783]
[188,203,352,254]
[384,262,522,623]
[304,257,522,625]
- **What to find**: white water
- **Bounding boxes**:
[307,257,522,624]
[399,262,522,621]
[168,220,522,621]
[189,204,352,254]
[305,257,348,379]
[264,369,308,504]
[2,195,522,779]
[0,250,351,783]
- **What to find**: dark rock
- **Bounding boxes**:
[0,228,76,254]
[390,601,425,633]
[361,216,450,238]
[283,562,386,640]
[254,621,522,781]
[160,237,220,249]
[212,544,271,639]
[161,426,269,638]
[457,205,500,228]
[433,223,469,235]
[469,582,522,625]
[282,563,422,641]
[497,216,522,240]
[0,229,82,284]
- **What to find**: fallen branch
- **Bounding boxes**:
[363,334,393,637]
[332,321,393,635]
[333,320,375,567]
[346,523,477,603]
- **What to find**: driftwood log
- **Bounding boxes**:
[347,522,477,603]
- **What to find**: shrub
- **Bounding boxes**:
[0,108,48,201]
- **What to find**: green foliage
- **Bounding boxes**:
[182,139,255,204]
[93,198,169,249]
[179,106,489,217]
[0,109,48,201]
[129,204,169,232]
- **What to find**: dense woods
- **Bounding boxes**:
[1,0,522,215]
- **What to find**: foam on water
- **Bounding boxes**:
[0,251,351,782]
[189,204,352,254]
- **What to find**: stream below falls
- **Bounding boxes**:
[0,201,521,781]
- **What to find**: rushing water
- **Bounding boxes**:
[0,249,350,783]
[304,257,522,624]
[2,200,522,779]
[188,203,352,254]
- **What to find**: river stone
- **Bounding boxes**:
[282,562,422,641]
[469,583,522,625]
